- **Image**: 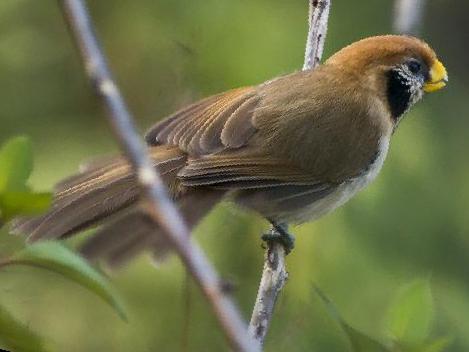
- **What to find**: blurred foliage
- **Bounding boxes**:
[315,280,451,352]
[0,0,468,351]
[0,242,127,322]
[0,136,51,222]
[315,285,390,352]
[385,279,434,346]
[0,136,126,351]
[0,304,50,352]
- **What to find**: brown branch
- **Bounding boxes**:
[57,1,259,351]
[393,0,426,35]
[248,0,332,346]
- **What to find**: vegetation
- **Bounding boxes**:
[0,1,467,351]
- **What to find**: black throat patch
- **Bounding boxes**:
[387,69,412,121]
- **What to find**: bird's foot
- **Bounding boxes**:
[261,221,295,255]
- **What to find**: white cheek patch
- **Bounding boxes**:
[394,65,425,121]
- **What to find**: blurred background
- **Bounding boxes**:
[0,0,468,351]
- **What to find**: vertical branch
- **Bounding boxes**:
[248,228,288,344]
[303,0,332,71]
[393,0,426,35]
[58,1,259,351]
[248,0,332,346]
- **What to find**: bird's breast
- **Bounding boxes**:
[287,136,391,224]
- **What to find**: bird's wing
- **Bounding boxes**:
[178,154,321,189]
[145,87,259,156]
[146,68,385,190]
[145,83,325,189]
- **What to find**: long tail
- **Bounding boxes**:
[11,145,224,267]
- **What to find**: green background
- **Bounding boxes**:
[0,0,468,351]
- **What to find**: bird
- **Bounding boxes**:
[12,35,448,267]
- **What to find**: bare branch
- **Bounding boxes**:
[393,0,426,35]
[248,231,288,344]
[303,0,332,71]
[249,0,332,345]
[58,1,259,351]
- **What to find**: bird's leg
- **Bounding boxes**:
[261,220,295,255]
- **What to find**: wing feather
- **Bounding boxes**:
[144,87,258,155]
[220,96,259,148]
[144,73,380,192]
[179,155,320,189]
[196,94,253,153]
[145,94,221,145]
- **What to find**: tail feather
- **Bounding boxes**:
[11,146,183,240]
[80,189,225,268]
[54,146,184,197]
[80,208,154,261]
[11,145,225,267]
[54,155,130,194]
[17,179,138,241]
[106,231,155,268]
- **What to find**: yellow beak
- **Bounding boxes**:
[423,59,448,93]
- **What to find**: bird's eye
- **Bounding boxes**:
[407,60,421,74]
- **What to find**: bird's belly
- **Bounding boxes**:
[287,175,373,223]
[285,137,390,224]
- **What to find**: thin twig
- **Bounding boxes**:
[58,1,259,351]
[393,0,426,35]
[248,0,331,346]
[303,0,331,71]
[248,228,288,344]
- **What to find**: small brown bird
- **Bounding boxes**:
[13,35,448,266]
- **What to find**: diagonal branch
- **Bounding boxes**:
[248,0,332,346]
[58,1,259,351]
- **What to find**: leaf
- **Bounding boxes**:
[314,285,391,352]
[0,136,33,192]
[343,323,392,352]
[0,303,50,352]
[0,242,127,321]
[0,136,50,223]
[420,336,452,352]
[0,191,52,221]
[393,336,453,352]
[385,279,434,345]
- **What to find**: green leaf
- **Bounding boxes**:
[0,136,33,192]
[0,303,51,352]
[343,323,392,352]
[385,279,434,345]
[0,137,51,223]
[314,285,391,352]
[420,336,452,352]
[392,336,452,352]
[0,191,52,221]
[0,242,127,321]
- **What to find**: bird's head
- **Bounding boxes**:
[325,35,448,123]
